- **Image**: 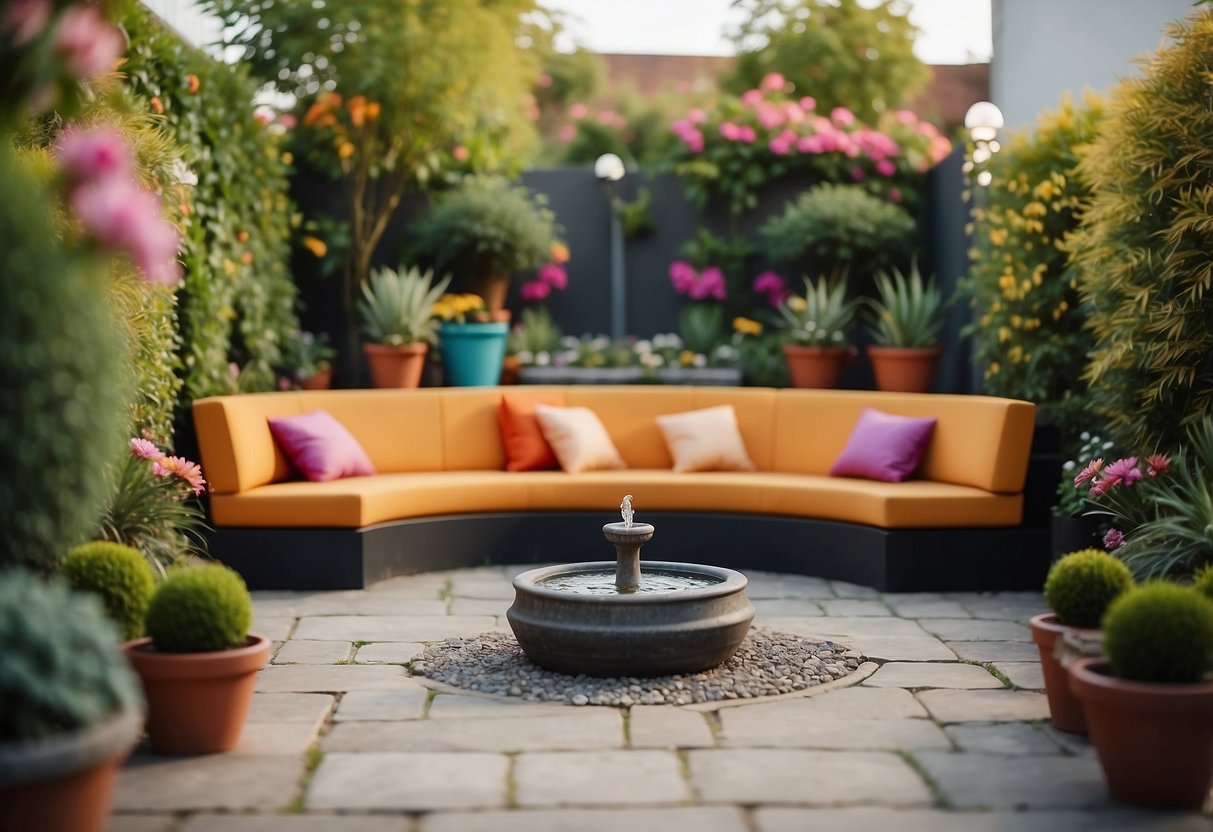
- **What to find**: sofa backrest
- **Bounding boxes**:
[193,386,1034,496]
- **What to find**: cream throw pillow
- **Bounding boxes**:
[656,405,756,473]
[533,404,627,473]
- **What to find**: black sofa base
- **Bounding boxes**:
[206,511,1050,594]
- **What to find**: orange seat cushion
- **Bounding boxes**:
[499,391,565,472]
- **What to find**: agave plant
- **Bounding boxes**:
[865,262,947,348]
[776,275,860,348]
[358,265,451,347]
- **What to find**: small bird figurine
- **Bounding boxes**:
[620,494,634,528]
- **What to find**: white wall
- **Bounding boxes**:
[991,0,1194,129]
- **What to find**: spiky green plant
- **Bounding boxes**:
[777,276,860,347]
[1067,9,1213,450]
[1102,582,1213,683]
[1043,548,1135,628]
[679,302,725,356]
[358,265,451,347]
[865,262,947,348]
[62,541,157,641]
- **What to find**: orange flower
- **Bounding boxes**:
[241,251,253,265]
[550,242,570,264]
[347,95,367,127]
[452,145,470,162]
[366,101,381,120]
[150,96,163,114]
[303,99,329,126]
[186,73,200,93]
[303,236,327,258]
[337,141,355,159]
[237,230,249,243]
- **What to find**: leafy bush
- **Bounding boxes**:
[62,542,157,641]
[1043,548,1134,628]
[965,93,1104,430]
[1193,565,1213,601]
[0,569,143,741]
[1102,582,1213,683]
[145,564,253,653]
[1068,10,1213,450]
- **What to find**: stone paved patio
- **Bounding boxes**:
[108,567,1212,831]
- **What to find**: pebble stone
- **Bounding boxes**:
[415,628,863,707]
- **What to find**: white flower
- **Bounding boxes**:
[516,350,534,365]
[693,354,707,368]
[634,339,652,354]
[535,351,551,366]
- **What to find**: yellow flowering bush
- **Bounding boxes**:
[964,93,1105,426]
[432,293,490,324]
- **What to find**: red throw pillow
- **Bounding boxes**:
[828,408,937,483]
[267,410,376,482]
[499,391,566,472]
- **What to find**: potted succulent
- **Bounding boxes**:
[281,329,337,390]
[123,563,270,755]
[1069,582,1213,808]
[776,275,859,388]
[358,265,451,388]
[1029,548,1134,733]
[409,175,565,319]
[863,262,948,392]
[433,293,509,387]
[0,569,144,832]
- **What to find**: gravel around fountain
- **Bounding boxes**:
[414,627,864,706]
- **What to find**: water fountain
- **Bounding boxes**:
[506,495,755,677]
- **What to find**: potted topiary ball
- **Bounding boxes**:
[1069,582,1213,808]
[0,569,144,832]
[62,541,156,641]
[122,563,269,754]
[1030,548,1133,733]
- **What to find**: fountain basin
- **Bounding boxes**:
[507,560,755,677]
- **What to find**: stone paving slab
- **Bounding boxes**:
[911,751,1110,809]
[719,716,949,751]
[717,686,928,722]
[113,754,302,811]
[947,594,1044,622]
[839,637,958,662]
[363,574,456,596]
[943,722,1063,756]
[231,720,323,755]
[768,615,930,638]
[514,750,690,807]
[627,705,716,748]
[916,689,1050,723]
[254,592,448,617]
[422,807,749,832]
[246,692,335,724]
[255,664,419,693]
[742,572,835,599]
[107,816,176,832]
[333,689,430,721]
[292,614,496,642]
[945,641,1039,662]
[307,752,508,811]
[448,597,511,616]
[447,579,516,600]
[918,618,1031,642]
[176,816,407,832]
[425,693,568,720]
[1038,723,1098,757]
[756,807,1213,832]
[751,599,824,617]
[323,710,624,753]
[883,598,972,619]
[863,661,1004,689]
[272,639,352,664]
[829,580,882,599]
[251,616,296,642]
[820,599,892,617]
[354,642,426,664]
[996,660,1046,689]
[687,748,932,805]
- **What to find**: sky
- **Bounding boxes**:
[543,0,992,64]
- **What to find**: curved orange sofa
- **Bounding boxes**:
[193,386,1045,592]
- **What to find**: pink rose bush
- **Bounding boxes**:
[668,260,726,301]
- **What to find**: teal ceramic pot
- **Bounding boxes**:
[440,322,509,386]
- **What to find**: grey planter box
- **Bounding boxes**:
[518,366,742,386]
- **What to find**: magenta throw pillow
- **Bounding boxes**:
[267,410,376,482]
[828,408,937,483]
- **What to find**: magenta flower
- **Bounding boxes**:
[537,263,568,291]
[520,280,550,302]
[3,0,51,46]
[831,107,856,127]
[875,158,896,177]
[55,126,131,184]
[669,261,697,295]
[768,135,792,156]
[736,125,756,144]
[54,4,123,78]
[1146,454,1171,477]
[694,267,727,301]
[71,177,182,286]
[1103,528,1126,549]
[130,437,164,462]
[1073,458,1103,487]
[154,455,208,495]
[1103,457,1142,489]
[719,122,742,141]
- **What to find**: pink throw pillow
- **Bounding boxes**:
[268,410,376,482]
[828,408,937,483]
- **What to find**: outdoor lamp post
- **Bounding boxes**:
[595,153,627,340]
[963,101,1004,187]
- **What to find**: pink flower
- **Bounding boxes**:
[3,0,51,46]
[557,124,576,143]
[686,108,706,125]
[1097,457,1142,492]
[278,113,298,129]
[669,261,697,294]
[756,103,784,130]
[753,270,786,294]
[70,176,182,285]
[741,89,763,107]
[875,158,896,177]
[537,263,568,290]
[568,103,588,120]
[759,72,786,92]
[228,362,240,379]
[130,437,164,461]
[1073,458,1103,487]
[895,109,919,125]
[154,455,208,495]
[683,129,704,153]
[831,107,856,127]
[736,125,756,144]
[1146,454,1171,477]
[769,136,792,156]
[692,267,727,301]
[537,73,553,88]
[719,122,742,141]
[520,280,550,302]
[887,187,903,204]
[799,96,816,112]
[1103,528,1125,549]
[55,126,131,184]
[54,4,123,78]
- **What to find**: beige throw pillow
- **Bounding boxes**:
[533,404,627,473]
[656,405,756,473]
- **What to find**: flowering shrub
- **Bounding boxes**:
[519,243,570,303]
[511,332,738,374]
[432,293,490,324]
[668,261,727,301]
[669,73,951,217]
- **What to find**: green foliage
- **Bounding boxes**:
[280,330,337,384]
[726,0,930,122]
[508,307,564,360]
[1102,582,1213,683]
[0,151,129,574]
[777,276,859,347]
[359,266,451,347]
[62,542,157,641]
[760,184,916,289]
[0,569,143,742]
[1068,10,1213,450]
[1054,430,1115,518]
[145,564,253,653]
[1043,548,1135,628]
[1193,565,1213,601]
[410,176,563,283]
[865,262,947,348]
[612,187,657,239]
[123,6,299,403]
[679,303,726,355]
[966,93,1104,431]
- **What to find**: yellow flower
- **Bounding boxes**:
[679,350,696,367]
[988,228,1008,247]
[733,317,762,336]
[986,361,1001,377]
[337,141,355,159]
[302,236,327,258]
[1023,201,1047,217]
[281,152,294,166]
[787,296,806,313]
[998,326,1011,343]
[366,102,381,120]
[550,242,570,264]
[431,301,453,320]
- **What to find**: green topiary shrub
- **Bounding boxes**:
[1194,566,1213,601]
[145,564,252,652]
[1043,548,1135,628]
[62,541,157,641]
[1102,582,1213,683]
[0,569,143,741]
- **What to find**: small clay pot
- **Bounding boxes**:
[1029,612,1100,734]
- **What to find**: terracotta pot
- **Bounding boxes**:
[500,355,522,386]
[1069,657,1213,809]
[124,634,271,755]
[782,344,852,388]
[297,367,333,390]
[0,707,143,832]
[1029,612,1100,734]
[362,342,427,388]
[867,345,942,393]
[466,273,510,319]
